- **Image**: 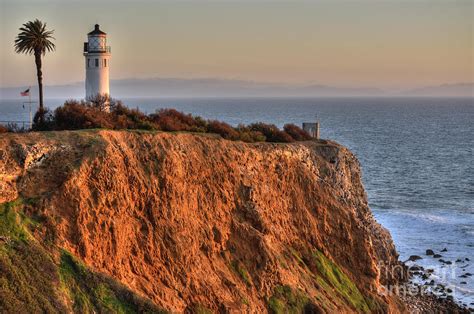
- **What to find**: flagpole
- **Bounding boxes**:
[28,86,32,129]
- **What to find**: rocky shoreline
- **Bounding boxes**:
[401,247,473,313]
[402,292,471,314]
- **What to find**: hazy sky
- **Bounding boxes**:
[1,0,472,89]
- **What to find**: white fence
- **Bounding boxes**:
[0,120,31,131]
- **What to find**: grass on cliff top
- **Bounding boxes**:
[0,199,27,241]
[59,250,165,314]
[0,199,66,312]
[188,304,213,314]
[0,199,166,314]
[282,248,377,313]
[230,260,253,287]
[267,285,319,314]
[311,250,370,313]
[0,198,38,242]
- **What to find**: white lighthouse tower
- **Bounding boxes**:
[83,24,111,100]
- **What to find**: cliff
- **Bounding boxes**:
[0,130,404,313]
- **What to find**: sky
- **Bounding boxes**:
[0,0,473,90]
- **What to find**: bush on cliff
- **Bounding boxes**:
[283,123,312,141]
[207,120,240,140]
[28,99,314,143]
[53,100,114,130]
[236,124,266,143]
[112,102,154,130]
[32,107,55,131]
[249,122,295,143]
[150,108,207,132]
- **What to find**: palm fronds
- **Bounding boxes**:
[14,19,55,55]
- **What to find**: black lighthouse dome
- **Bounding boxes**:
[88,24,106,36]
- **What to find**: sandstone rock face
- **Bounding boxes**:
[0,130,404,312]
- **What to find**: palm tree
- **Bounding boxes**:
[14,19,55,117]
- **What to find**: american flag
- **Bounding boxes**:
[20,88,30,96]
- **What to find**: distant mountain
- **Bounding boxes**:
[109,78,387,97]
[403,83,473,97]
[0,78,386,99]
[2,79,472,99]
[297,84,384,97]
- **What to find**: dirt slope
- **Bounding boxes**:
[0,130,405,313]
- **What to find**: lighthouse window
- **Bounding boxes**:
[87,58,91,68]
[104,59,107,67]
[95,59,99,67]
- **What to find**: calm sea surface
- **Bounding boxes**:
[1,97,473,306]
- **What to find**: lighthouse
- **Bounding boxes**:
[83,24,110,100]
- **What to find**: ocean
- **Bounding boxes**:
[1,96,473,307]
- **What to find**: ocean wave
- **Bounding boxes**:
[392,211,451,224]
[460,225,474,236]
[379,208,474,225]
[453,285,474,296]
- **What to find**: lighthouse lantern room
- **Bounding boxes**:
[83,24,110,100]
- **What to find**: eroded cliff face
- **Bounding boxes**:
[0,130,404,313]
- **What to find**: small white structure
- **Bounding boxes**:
[302,121,320,139]
[83,24,111,99]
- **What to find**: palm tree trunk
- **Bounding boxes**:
[34,50,44,113]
